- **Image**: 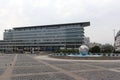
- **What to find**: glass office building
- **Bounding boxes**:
[2,22,90,52]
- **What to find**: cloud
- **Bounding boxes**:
[0,0,120,44]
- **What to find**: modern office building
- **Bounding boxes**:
[0,40,14,53]
[115,30,120,51]
[0,22,90,52]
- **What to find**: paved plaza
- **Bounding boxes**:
[0,54,120,80]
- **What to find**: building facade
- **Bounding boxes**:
[0,22,90,52]
[84,37,90,46]
[115,30,120,52]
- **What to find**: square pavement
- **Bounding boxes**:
[0,54,120,80]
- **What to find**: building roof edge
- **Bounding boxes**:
[13,22,90,30]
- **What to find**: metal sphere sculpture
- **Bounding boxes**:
[79,45,89,56]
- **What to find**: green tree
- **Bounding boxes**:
[54,49,79,54]
[89,46,101,53]
[101,44,113,53]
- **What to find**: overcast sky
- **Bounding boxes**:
[0,0,120,44]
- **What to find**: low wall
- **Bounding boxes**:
[49,55,120,60]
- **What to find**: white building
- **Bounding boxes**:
[115,30,120,51]
[84,37,90,46]
[89,42,102,48]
